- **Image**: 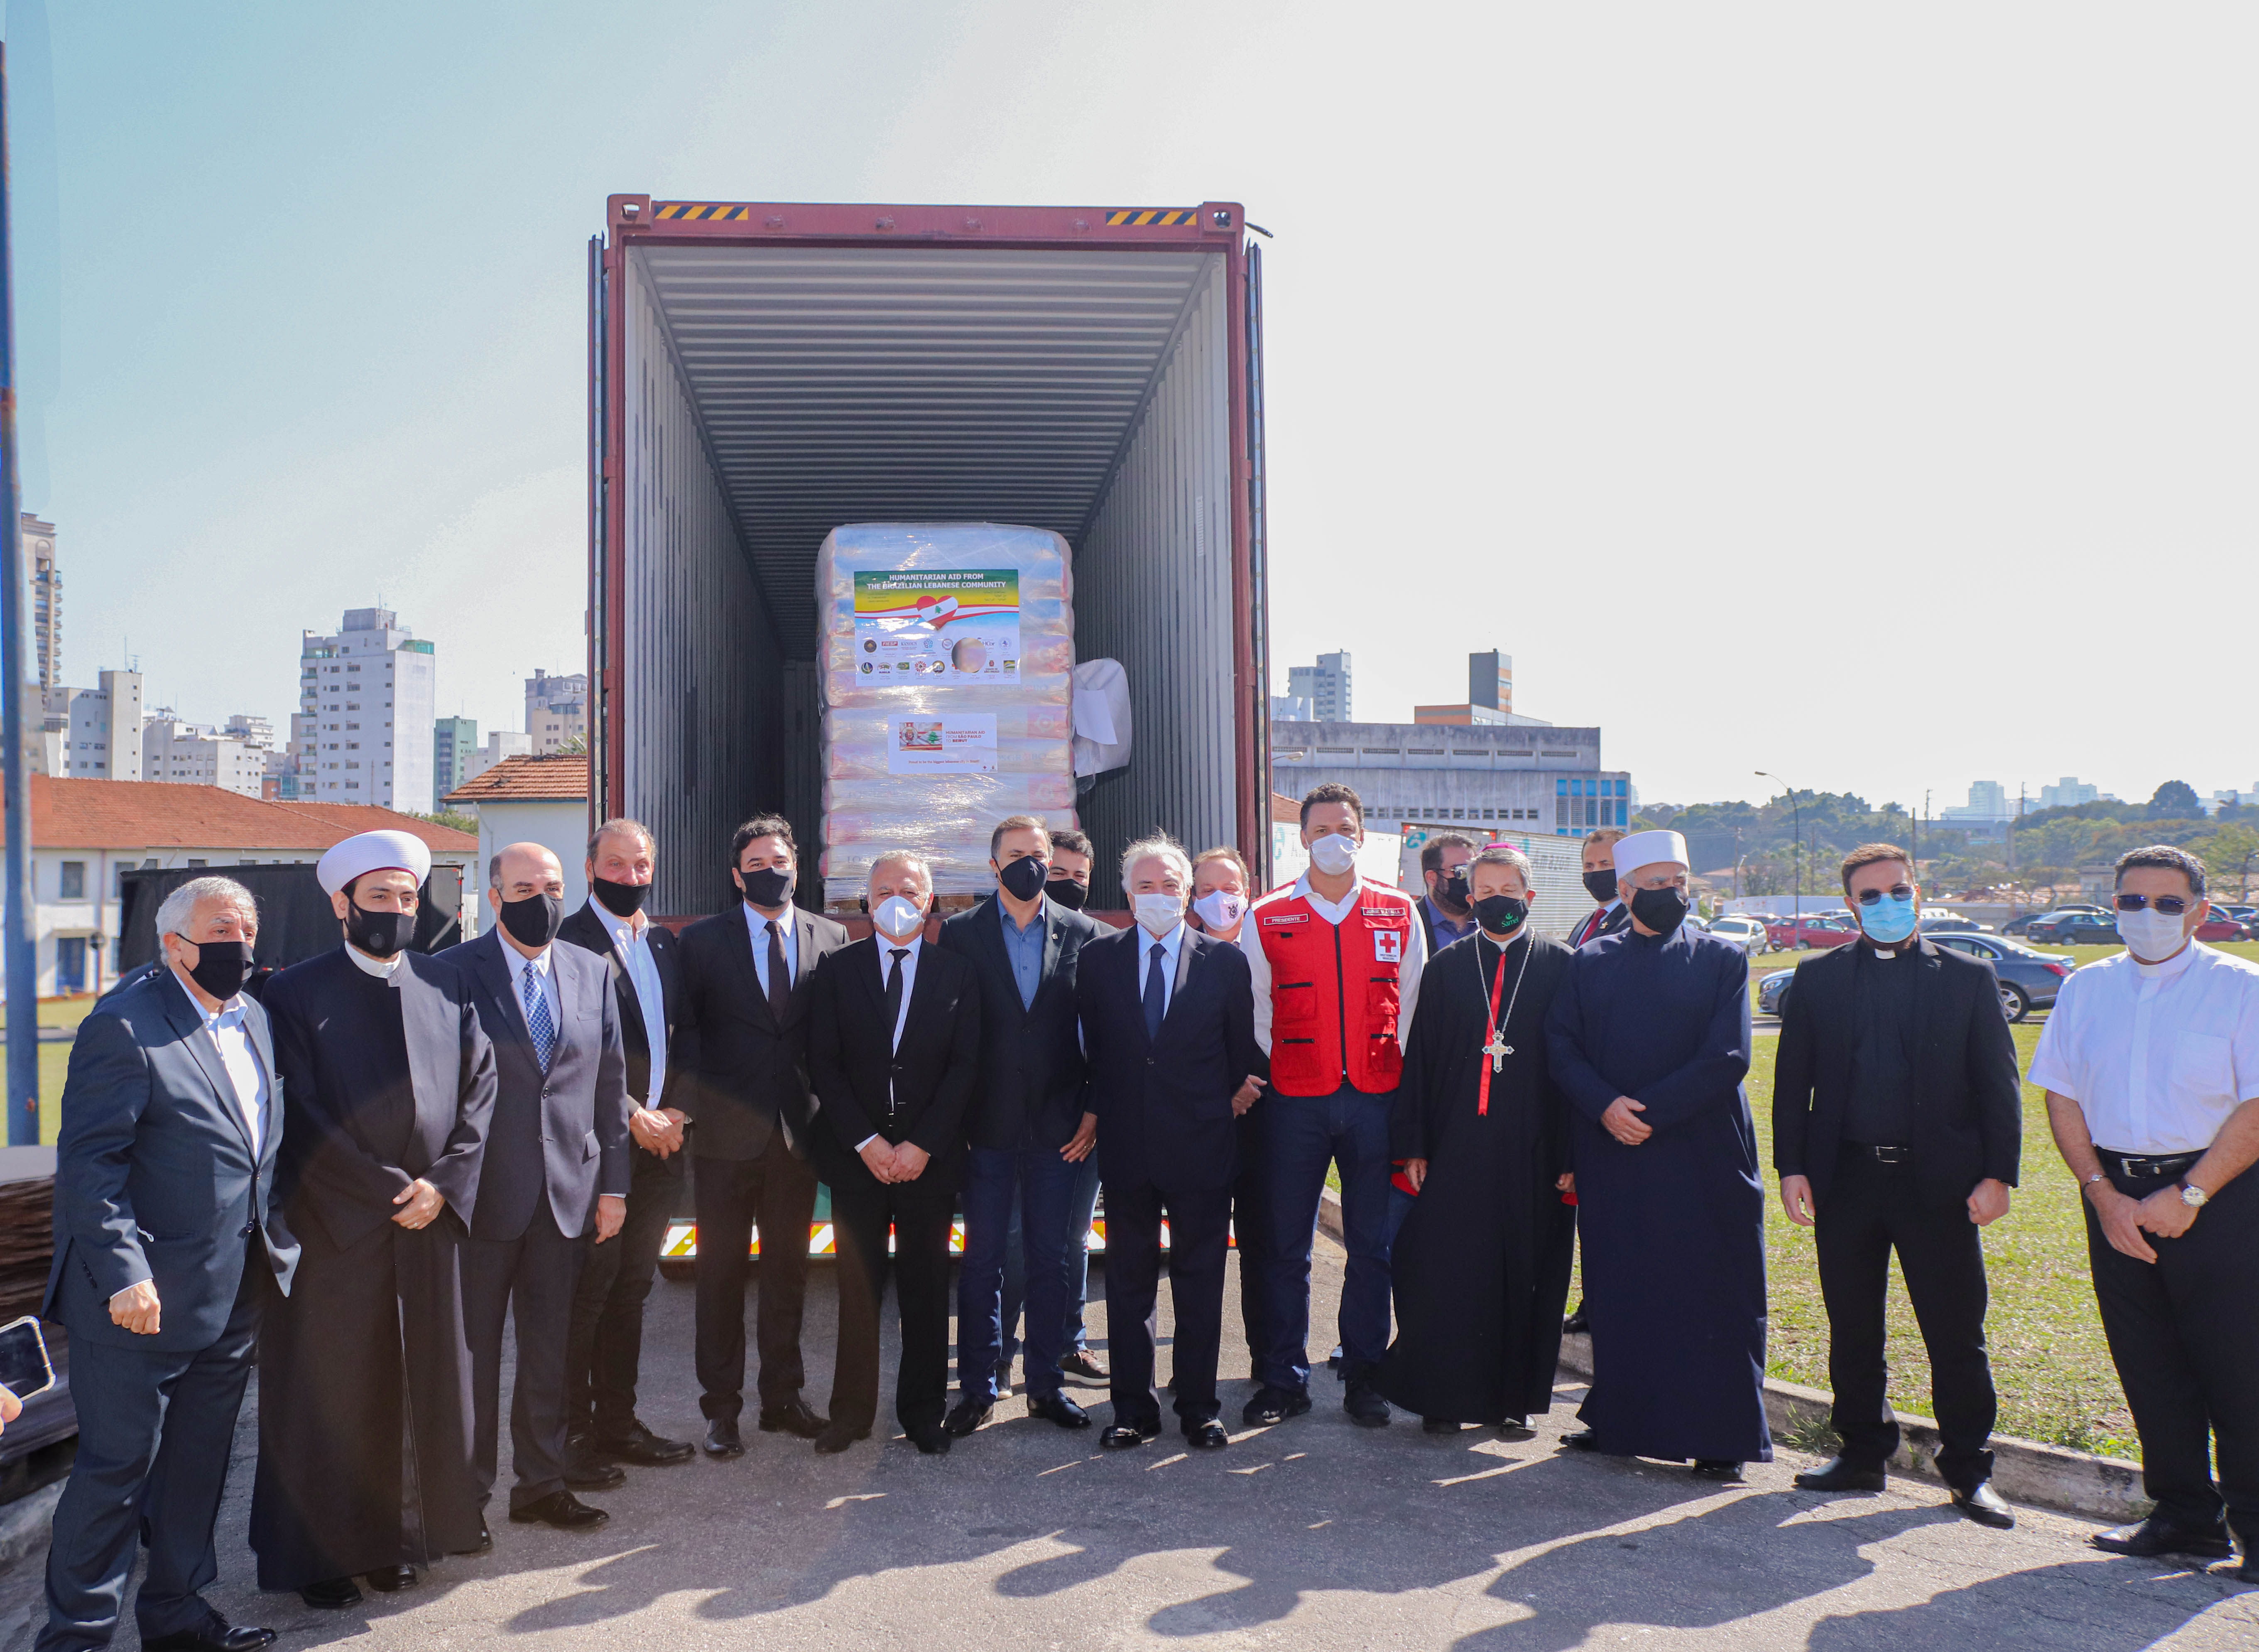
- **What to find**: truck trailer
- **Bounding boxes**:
[587,196,1273,915]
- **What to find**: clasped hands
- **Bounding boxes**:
[629,1105,688,1157]
[859,1138,932,1184]
[2087,1177,2198,1263]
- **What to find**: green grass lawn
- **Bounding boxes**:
[0,994,106,1145]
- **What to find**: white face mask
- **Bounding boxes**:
[2116,905,2190,963]
[872,893,926,941]
[1133,892,1185,936]
[1307,833,1359,877]
[1192,890,1246,932]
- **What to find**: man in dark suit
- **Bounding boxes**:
[1775,841,2021,1527]
[446,842,632,1532]
[41,877,295,1652]
[1076,836,1262,1451]
[937,814,1106,1438]
[559,818,695,1474]
[673,814,850,1457]
[805,851,981,1455]
[1566,828,1630,950]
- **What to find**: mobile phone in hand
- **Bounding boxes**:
[0,1316,55,1399]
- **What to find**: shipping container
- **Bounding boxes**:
[588,197,1271,915]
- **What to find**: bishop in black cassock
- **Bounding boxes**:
[248,833,498,1604]
[1377,901,1575,1431]
[1543,829,1771,1475]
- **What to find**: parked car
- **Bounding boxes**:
[1758,934,2074,1022]
[2195,912,2251,942]
[2024,909,2122,945]
[1764,914,1858,951]
[1703,914,1771,953]
[2004,904,2105,936]
[1917,911,1994,934]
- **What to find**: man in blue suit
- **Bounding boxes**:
[1075,836,1262,1451]
[447,842,631,1531]
[42,877,298,1652]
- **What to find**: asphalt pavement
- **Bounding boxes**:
[0,1235,2250,1650]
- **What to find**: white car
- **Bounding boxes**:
[1703,914,1771,954]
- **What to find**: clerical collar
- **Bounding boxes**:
[1862,938,1910,960]
[345,942,404,979]
[2133,940,2199,980]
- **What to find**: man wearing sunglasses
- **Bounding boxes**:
[2034,844,2259,1580]
[1773,843,2022,1527]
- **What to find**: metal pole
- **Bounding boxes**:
[1756,772,1800,920]
[0,44,34,1145]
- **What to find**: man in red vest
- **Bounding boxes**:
[1240,782,1426,1429]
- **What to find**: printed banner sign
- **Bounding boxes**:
[887,714,999,775]
[854,569,1022,683]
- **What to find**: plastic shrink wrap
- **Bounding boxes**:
[816,523,1077,900]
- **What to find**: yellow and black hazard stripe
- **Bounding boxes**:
[1105,208,1199,227]
[653,202,752,222]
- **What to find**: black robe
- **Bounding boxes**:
[1377,929,1575,1423]
[249,948,497,1588]
[1544,924,1771,1464]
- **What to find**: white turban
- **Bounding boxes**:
[316,829,433,896]
[1612,829,1689,879]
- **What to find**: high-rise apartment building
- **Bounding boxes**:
[143,710,267,798]
[41,669,143,779]
[2038,776,2101,811]
[434,716,479,810]
[25,515,58,689]
[462,728,532,787]
[1285,652,1352,723]
[524,669,588,755]
[1468,650,1513,716]
[297,607,436,808]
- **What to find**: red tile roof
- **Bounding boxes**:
[443,754,591,805]
[2,776,478,852]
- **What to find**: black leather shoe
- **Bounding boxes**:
[1794,1456,1887,1493]
[1343,1381,1391,1428]
[1691,1460,1745,1482]
[1496,1417,1535,1440]
[1184,1419,1229,1449]
[596,1420,695,1466]
[143,1615,277,1652]
[1028,1392,1093,1429]
[452,1521,492,1556]
[363,1565,418,1593]
[298,1578,362,1610]
[508,1491,610,1531]
[814,1422,870,1455]
[945,1398,993,1436]
[1561,1429,1602,1452]
[703,1417,745,1459]
[1242,1385,1312,1427]
[564,1455,626,1491]
[759,1397,828,1439]
[1102,1421,1159,1449]
[1951,1480,2015,1529]
[1423,1416,1464,1435]
[2090,1516,2233,1560]
[907,1422,953,1456]
[1059,1349,1109,1384]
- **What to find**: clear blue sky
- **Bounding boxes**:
[13,2,2257,810]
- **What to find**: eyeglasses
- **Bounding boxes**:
[1852,884,1915,907]
[2115,892,2195,915]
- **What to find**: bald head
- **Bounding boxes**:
[490,842,565,900]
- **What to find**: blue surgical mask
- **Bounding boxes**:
[1860,893,1918,946]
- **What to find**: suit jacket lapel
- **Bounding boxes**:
[728,905,781,1034]
[395,954,458,1154]
[899,942,939,1046]
[1159,929,1199,1036]
[157,971,255,1156]
[245,999,282,1169]
[1036,902,1065,1014]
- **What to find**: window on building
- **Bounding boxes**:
[59,861,84,899]
[186,859,207,869]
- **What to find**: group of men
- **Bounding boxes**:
[32,788,2259,1650]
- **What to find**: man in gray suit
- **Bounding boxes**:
[447,843,631,1531]
[41,877,298,1652]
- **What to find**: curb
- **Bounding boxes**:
[1321,1187,2148,1525]
[0,1483,60,1570]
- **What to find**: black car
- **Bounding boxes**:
[2024,909,2121,946]
[1756,933,2073,1023]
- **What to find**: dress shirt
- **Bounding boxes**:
[998,895,1045,1010]
[344,942,404,978]
[1571,901,1624,947]
[856,932,924,1152]
[1421,895,1477,949]
[500,939,562,1040]
[2029,940,2259,1154]
[169,965,268,1158]
[588,892,667,1105]
[1135,919,1187,1021]
[745,902,799,1003]
[1240,872,1427,1056]
[1845,941,1918,1146]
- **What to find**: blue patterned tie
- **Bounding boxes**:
[522,964,557,1072]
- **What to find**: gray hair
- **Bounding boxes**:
[157,876,258,940]
[2116,843,2206,896]
[1470,843,1533,887]
[1120,833,1193,890]
[867,849,933,891]
[587,816,655,863]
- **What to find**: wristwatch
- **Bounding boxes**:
[2178,1180,2209,1209]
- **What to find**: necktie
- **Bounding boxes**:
[522,963,557,1073]
[1144,943,1167,1041]
[882,947,909,1055]
[766,920,792,1025]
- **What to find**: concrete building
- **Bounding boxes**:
[1270,694,1313,723]
[2038,777,2102,811]
[25,515,58,689]
[39,669,142,780]
[142,711,267,799]
[462,729,532,788]
[1271,718,1631,836]
[525,669,588,755]
[0,776,475,996]
[225,714,276,750]
[1415,650,1523,726]
[445,753,592,915]
[1285,652,1352,723]
[297,607,436,809]
[433,716,479,810]
[1940,779,2033,826]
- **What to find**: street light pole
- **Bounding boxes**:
[0,47,33,1147]
[1757,771,1801,920]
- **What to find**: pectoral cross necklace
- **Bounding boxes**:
[1475,931,1534,1115]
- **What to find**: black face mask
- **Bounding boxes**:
[1630,885,1690,934]
[998,856,1049,901]
[593,876,650,918]
[739,865,794,909]
[1583,868,1618,904]
[183,939,255,1001]
[1046,878,1089,912]
[346,902,417,959]
[1432,871,1471,914]
[1473,894,1528,935]
[500,892,564,949]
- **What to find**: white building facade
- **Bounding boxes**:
[142,711,267,798]
[297,607,437,808]
[41,669,143,780]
